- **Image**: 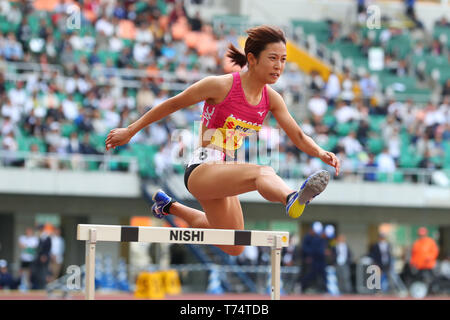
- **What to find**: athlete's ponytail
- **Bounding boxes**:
[226,25,286,68]
[227,43,247,68]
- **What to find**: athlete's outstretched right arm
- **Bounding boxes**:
[105,76,220,150]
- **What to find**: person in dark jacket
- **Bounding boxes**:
[369,232,392,292]
[0,260,19,289]
[298,222,327,293]
[31,225,52,290]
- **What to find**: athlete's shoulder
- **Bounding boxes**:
[266,86,285,109]
[203,73,234,86]
[199,74,234,104]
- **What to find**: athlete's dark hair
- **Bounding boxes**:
[227,25,286,68]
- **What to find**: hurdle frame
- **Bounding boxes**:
[77,224,289,300]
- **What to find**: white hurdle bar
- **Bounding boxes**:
[77,224,289,300]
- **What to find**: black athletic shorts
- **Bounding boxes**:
[184,163,202,192]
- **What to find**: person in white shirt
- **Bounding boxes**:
[18,228,38,290]
[1,97,21,124]
[8,81,27,109]
[335,234,353,294]
[377,148,396,173]
[324,72,341,104]
[340,131,363,156]
[308,91,328,124]
[62,95,79,121]
[95,15,115,38]
[50,227,65,281]
[335,100,358,124]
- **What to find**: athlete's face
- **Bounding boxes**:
[251,41,287,84]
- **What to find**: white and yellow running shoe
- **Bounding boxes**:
[286,170,330,219]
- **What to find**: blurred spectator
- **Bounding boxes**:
[189,11,203,32]
[335,234,353,294]
[323,224,336,267]
[153,144,173,177]
[80,132,101,155]
[409,227,439,280]
[2,32,24,61]
[359,72,377,107]
[280,151,298,179]
[1,131,24,167]
[31,224,52,290]
[8,81,27,111]
[435,16,450,27]
[302,157,323,178]
[387,127,401,161]
[309,70,325,92]
[298,222,327,293]
[0,259,19,290]
[324,72,340,105]
[50,227,65,281]
[18,227,38,291]
[1,96,21,124]
[149,120,170,146]
[168,1,187,26]
[441,79,450,100]
[62,94,79,121]
[237,246,258,266]
[334,100,359,124]
[25,144,46,170]
[340,72,355,103]
[430,39,442,57]
[308,91,327,125]
[339,131,363,156]
[377,148,396,173]
[364,153,378,181]
[282,236,298,267]
[356,119,370,146]
[369,232,392,292]
[45,122,68,154]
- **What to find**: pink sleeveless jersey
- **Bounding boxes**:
[201,72,270,151]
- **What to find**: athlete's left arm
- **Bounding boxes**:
[268,88,340,175]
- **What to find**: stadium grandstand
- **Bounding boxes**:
[0,0,449,300]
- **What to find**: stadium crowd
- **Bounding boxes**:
[0,0,448,185]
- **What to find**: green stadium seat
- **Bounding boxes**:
[433,26,450,48]
[89,133,107,152]
[393,171,405,183]
[73,50,91,62]
[291,20,329,43]
[367,137,384,154]
[368,115,385,134]
[97,50,120,66]
[61,123,77,138]
[323,113,336,127]
[336,122,358,136]
[399,152,422,168]
[376,172,388,183]
[386,34,412,59]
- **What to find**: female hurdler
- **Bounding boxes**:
[106,25,340,256]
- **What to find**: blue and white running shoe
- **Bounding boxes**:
[286,170,330,219]
[151,189,172,219]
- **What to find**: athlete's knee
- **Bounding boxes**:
[259,165,276,177]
